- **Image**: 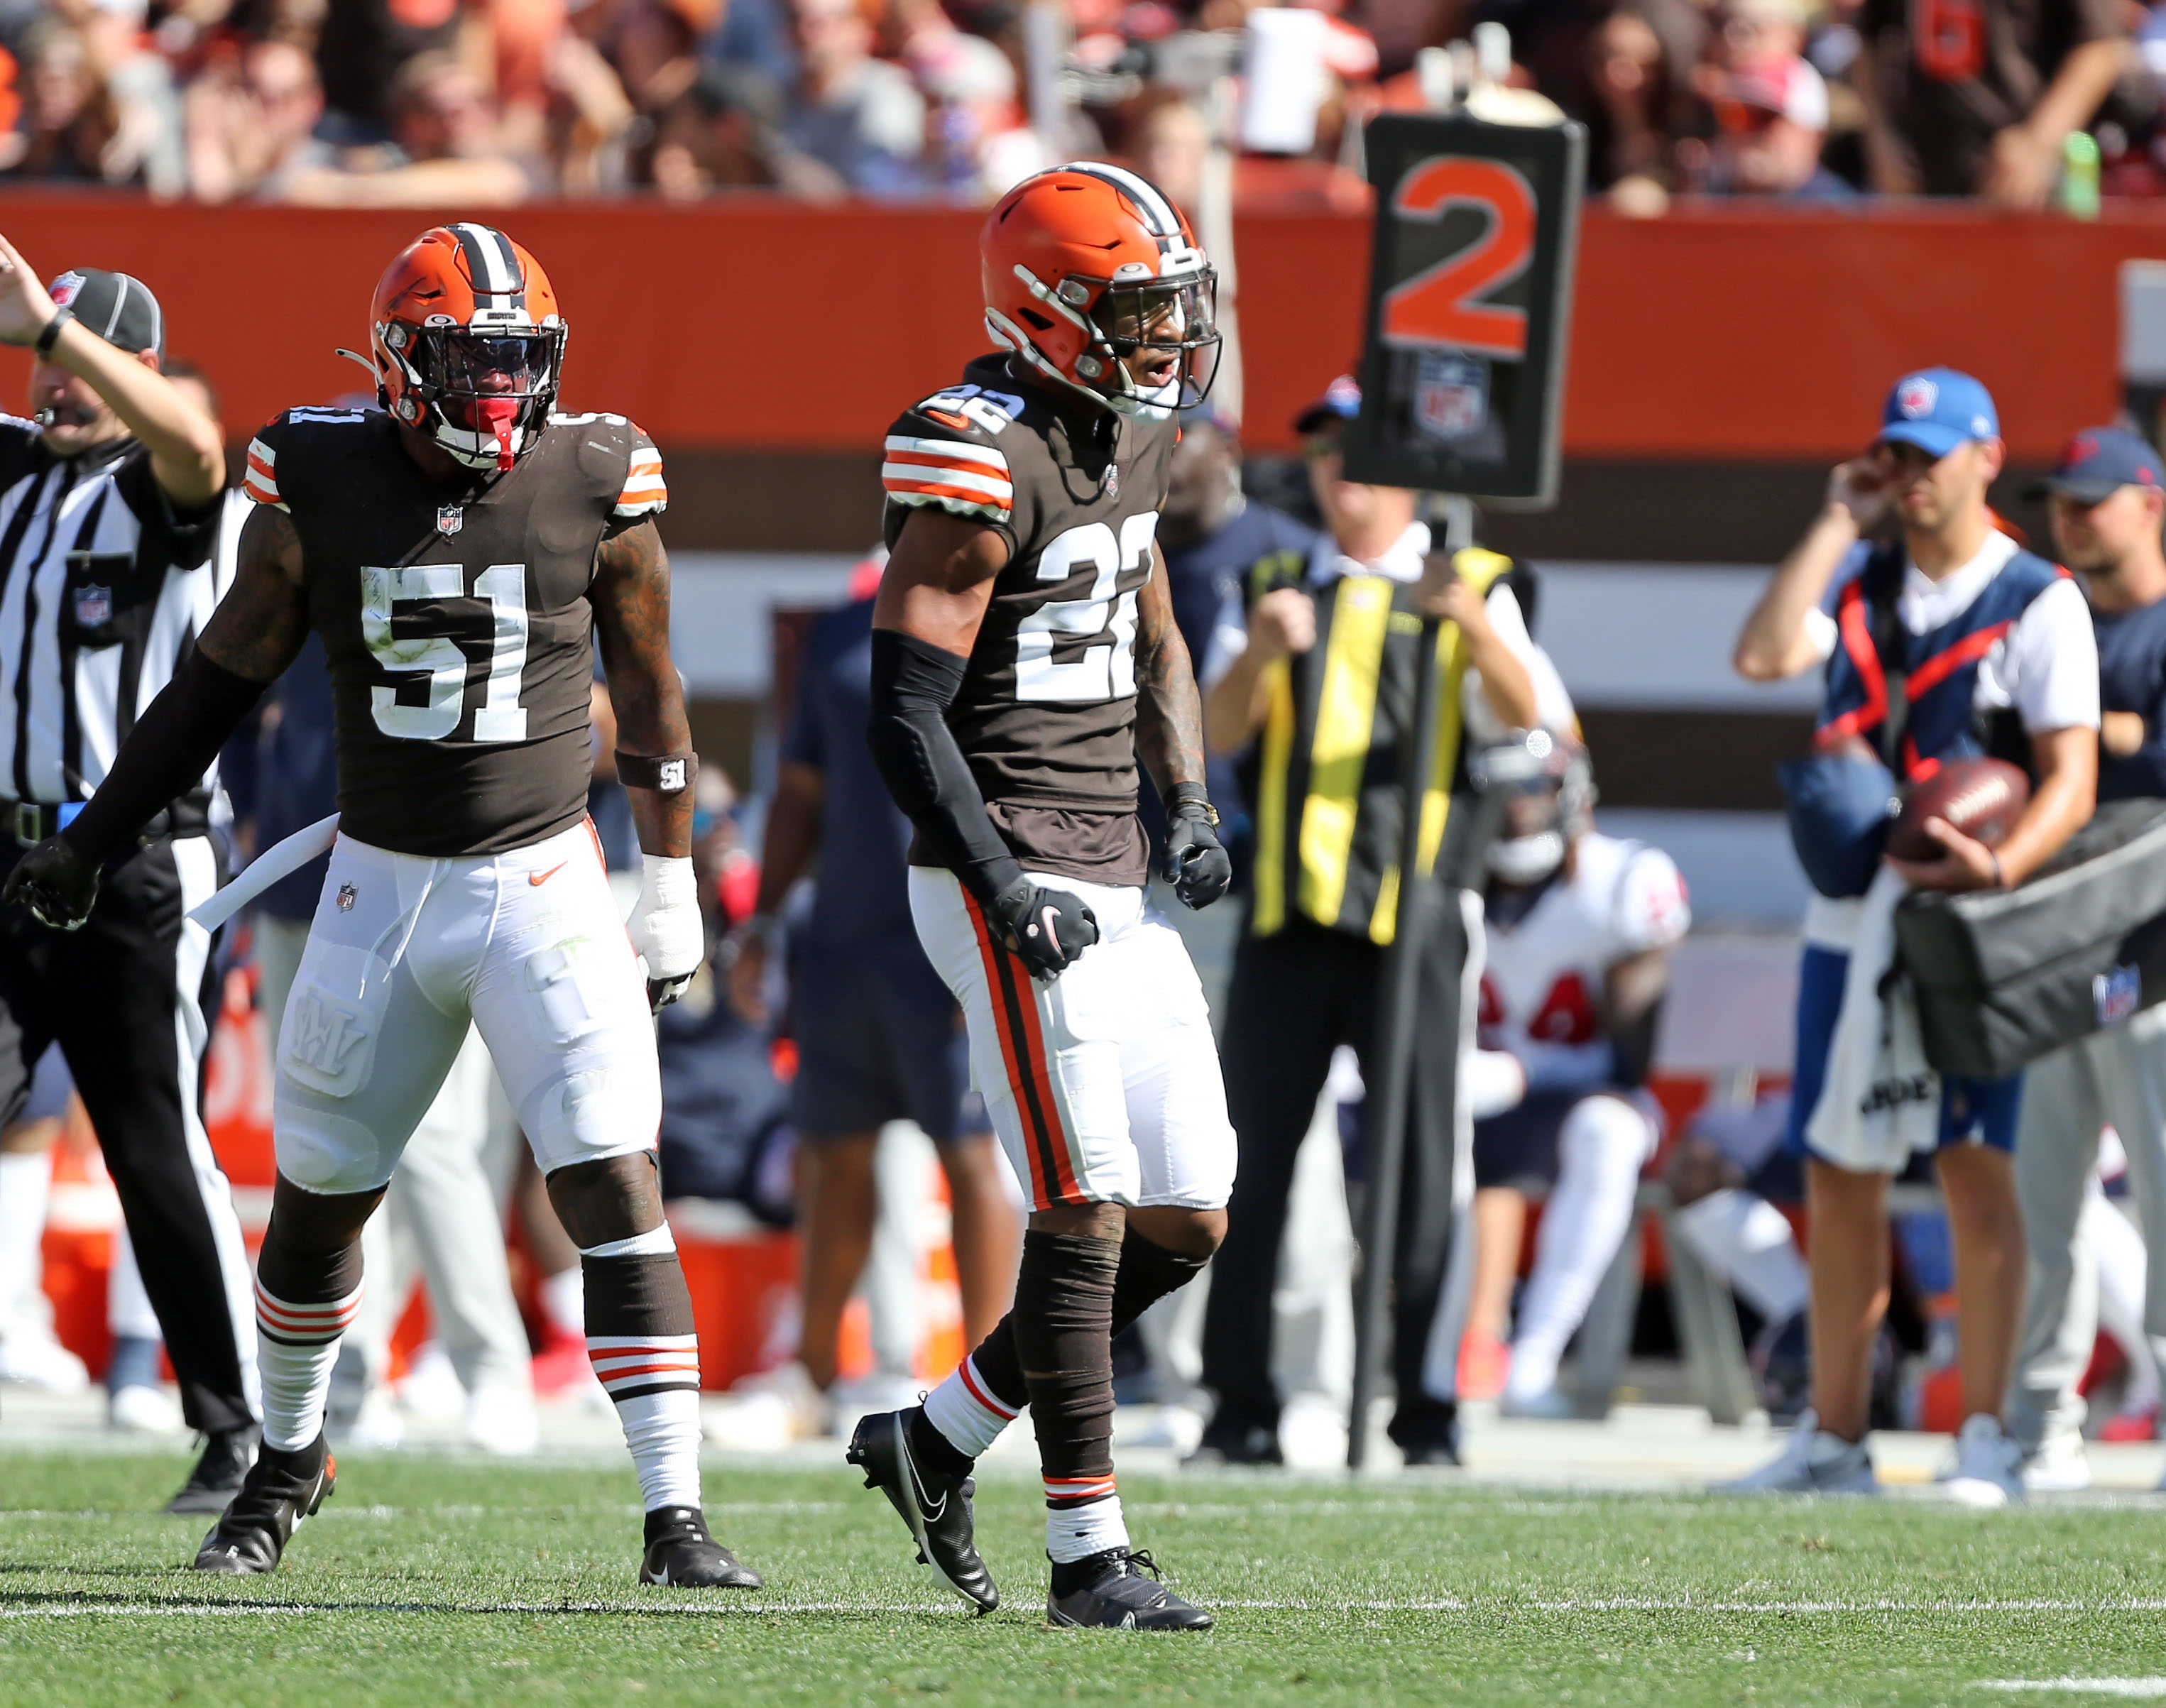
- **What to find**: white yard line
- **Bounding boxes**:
[1976,1684,2166,1697]
[10,1595,2166,1620]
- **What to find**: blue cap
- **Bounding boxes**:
[2032,426,2166,503]
[1876,368,1999,459]
[1293,373,1362,434]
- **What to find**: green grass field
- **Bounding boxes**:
[4,1445,2166,1705]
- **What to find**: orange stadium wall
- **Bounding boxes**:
[0,197,2158,461]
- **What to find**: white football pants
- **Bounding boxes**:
[907,867,1235,1212]
[274,822,661,1198]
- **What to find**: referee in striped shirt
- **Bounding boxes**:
[0,236,259,1508]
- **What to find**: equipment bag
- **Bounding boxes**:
[1894,799,2166,1079]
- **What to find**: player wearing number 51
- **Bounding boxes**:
[4,224,757,1592]
[848,165,1235,1633]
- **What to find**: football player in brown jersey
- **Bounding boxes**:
[4,224,757,1591]
[847,165,1235,1631]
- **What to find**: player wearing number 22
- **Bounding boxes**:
[846,164,1236,1631]
[3,224,758,1589]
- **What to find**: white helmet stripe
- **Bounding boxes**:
[1059,161,1181,237]
[450,223,523,297]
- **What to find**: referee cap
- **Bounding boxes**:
[1876,367,1998,459]
[2029,427,2166,504]
[47,270,165,362]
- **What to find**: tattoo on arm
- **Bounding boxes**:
[1133,545,1206,799]
[197,505,310,684]
[591,518,694,860]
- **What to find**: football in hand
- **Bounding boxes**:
[1886,757,2030,863]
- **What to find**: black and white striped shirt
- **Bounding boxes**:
[0,418,232,807]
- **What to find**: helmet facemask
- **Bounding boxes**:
[992,261,1222,420]
[1483,739,1596,888]
[380,322,566,472]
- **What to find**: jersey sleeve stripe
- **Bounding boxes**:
[883,481,1012,520]
[884,434,1010,473]
[244,439,280,501]
[881,461,1012,505]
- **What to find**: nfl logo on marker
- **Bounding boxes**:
[1898,377,1937,418]
[72,585,111,627]
[437,505,464,537]
[2096,964,2141,1027]
[337,883,358,913]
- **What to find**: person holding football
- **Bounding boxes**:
[1727,368,2096,1502]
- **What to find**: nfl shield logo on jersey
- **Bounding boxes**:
[1103,462,1120,499]
[436,505,464,537]
[72,584,111,627]
[337,882,358,913]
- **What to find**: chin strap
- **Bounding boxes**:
[475,397,518,471]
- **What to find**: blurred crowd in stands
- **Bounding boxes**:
[1,0,2161,207]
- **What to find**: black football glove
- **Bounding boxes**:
[989,876,1099,980]
[1161,790,1232,911]
[4,835,99,931]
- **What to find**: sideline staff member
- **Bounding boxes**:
[1193,375,1553,1467]
[2009,428,2166,1489]
[0,242,258,1506]
[1729,368,2096,1504]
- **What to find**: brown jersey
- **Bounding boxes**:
[243,407,665,856]
[882,354,1178,887]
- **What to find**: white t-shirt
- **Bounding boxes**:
[1801,530,2100,735]
[1199,521,1577,735]
[1798,530,2099,948]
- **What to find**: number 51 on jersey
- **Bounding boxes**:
[1342,113,1586,508]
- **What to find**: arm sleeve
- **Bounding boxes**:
[62,646,269,865]
[613,427,667,525]
[2008,576,2102,733]
[1614,845,1692,952]
[1462,586,1578,743]
[865,627,1024,906]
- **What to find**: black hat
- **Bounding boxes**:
[48,270,165,362]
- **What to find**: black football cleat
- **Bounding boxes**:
[1389,1399,1462,1469]
[165,1424,259,1515]
[639,1506,762,1587]
[1046,1548,1212,1631]
[191,1435,334,1575]
[847,1408,998,1612]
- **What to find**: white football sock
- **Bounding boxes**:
[923,1353,1018,1460]
[615,1387,704,1510]
[1670,1188,1811,1324]
[1046,1487,1128,1564]
[1506,1096,1651,1401]
[581,1225,704,1512]
[2084,1189,2158,1411]
[0,1148,52,1328]
[255,1278,362,1451]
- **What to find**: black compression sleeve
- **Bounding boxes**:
[866,628,1023,906]
[62,646,269,865]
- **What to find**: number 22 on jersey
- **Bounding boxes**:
[361,562,531,742]
[1015,513,1157,703]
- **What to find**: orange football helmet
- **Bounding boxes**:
[368,224,566,473]
[980,164,1219,417]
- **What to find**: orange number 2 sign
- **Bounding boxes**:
[1379,156,1538,360]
